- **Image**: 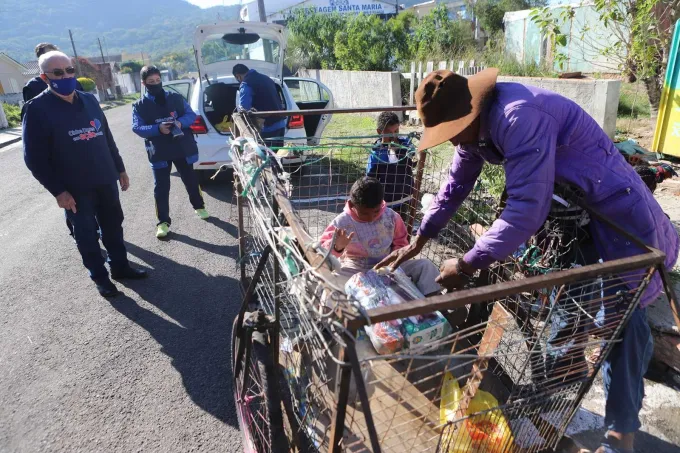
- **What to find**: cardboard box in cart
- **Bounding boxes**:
[402,311,452,348]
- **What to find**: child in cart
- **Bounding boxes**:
[366,112,415,221]
[320,177,441,296]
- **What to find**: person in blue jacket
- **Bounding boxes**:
[23,51,148,298]
[132,65,209,239]
[23,43,84,104]
[23,43,87,241]
[366,112,415,221]
[233,64,286,149]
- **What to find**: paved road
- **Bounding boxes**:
[0,104,243,452]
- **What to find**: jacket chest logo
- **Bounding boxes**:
[154,111,178,124]
[68,118,104,142]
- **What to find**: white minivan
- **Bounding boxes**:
[164,21,334,176]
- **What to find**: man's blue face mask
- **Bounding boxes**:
[46,75,77,96]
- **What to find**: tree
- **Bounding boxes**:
[531,0,679,114]
[286,10,346,70]
[75,57,102,86]
[412,5,475,61]
[386,11,418,66]
[159,50,197,77]
[120,60,144,75]
[335,14,396,71]
[472,0,545,35]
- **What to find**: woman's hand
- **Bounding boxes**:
[334,228,355,252]
[374,235,429,270]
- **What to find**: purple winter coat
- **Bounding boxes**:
[419,83,679,307]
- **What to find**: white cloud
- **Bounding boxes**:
[184,0,242,8]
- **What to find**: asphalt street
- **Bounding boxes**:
[0,103,243,452]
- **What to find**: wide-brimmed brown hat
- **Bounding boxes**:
[416,68,499,150]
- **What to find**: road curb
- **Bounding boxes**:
[0,136,21,149]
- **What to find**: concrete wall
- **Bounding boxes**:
[497,76,621,138]
[504,5,624,74]
[299,69,402,117]
[115,72,138,94]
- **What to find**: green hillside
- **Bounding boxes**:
[0,0,240,62]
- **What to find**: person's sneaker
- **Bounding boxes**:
[156,222,170,238]
[94,278,119,298]
[111,266,148,280]
[195,208,210,220]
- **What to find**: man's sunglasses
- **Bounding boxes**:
[45,67,76,77]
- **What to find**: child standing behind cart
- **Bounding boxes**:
[320,177,441,296]
[366,112,415,221]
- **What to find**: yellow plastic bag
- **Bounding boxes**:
[440,372,515,453]
[215,115,233,132]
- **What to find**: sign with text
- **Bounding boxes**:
[241,0,397,22]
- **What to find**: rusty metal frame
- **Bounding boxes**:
[231,111,672,453]
[242,105,416,119]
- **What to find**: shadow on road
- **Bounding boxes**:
[200,170,235,204]
[170,231,239,254]
[570,408,680,453]
[108,242,240,427]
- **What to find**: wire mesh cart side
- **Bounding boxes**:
[229,110,673,453]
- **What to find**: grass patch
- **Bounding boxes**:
[323,114,376,138]
[618,83,650,119]
[2,102,21,128]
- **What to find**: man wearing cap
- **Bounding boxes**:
[376,69,679,452]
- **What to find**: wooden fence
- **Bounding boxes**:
[402,60,487,112]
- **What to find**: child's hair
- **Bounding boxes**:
[376,111,399,133]
[350,177,384,208]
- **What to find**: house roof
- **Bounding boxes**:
[22,60,40,76]
[0,52,29,72]
[86,54,123,65]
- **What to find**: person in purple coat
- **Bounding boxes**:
[376,68,679,453]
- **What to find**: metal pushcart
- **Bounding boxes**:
[227,107,675,453]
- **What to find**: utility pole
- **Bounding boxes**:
[103,36,111,63]
[97,37,111,94]
[97,37,107,64]
[69,29,82,74]
[257,0,266,22]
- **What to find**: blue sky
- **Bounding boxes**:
[185,0,241,7]
[184,0,574,9]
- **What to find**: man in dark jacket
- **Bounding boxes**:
[23,51,147,298]
[132,65,208,239]
[24,42,87,242]
[233,64,286,148]
[23,43,83,103]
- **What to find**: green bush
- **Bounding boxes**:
[481,31,557,77]
[2,102,21,128]
[77,77,96,92]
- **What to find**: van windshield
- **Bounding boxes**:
[201,34,280,65]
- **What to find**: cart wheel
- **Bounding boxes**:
[232,317,289,453]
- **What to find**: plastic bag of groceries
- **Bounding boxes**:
[440,372,515,453]
[345,270,405,355]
